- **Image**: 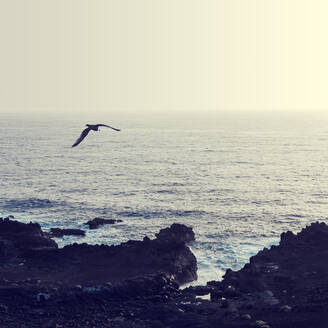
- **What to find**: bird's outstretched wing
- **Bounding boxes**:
[96,124,121,131]
[72,127,91,147]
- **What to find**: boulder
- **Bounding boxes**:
[0,217,57,253]
[0,218,197,288]
[49,228,85,238]
[155,223,195,244]
[84,217,123,229]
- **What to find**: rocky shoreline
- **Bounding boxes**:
[0,217,327,327]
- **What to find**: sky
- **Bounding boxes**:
[0,0,327,114]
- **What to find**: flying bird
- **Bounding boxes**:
[72,124,121,147]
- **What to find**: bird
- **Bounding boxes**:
[72,124,121,147]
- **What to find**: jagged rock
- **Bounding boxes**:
[221,222,328,293]
[208,222,328,328]
[0,218,327,328]
[49,228,85,238]
[51,223,197,286]
[0,218,196,288]
[155,223,195,244]
[84,217,123,229]
[0,217,57,254]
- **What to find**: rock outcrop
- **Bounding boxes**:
[0,218,196,288]
[155,223,195,244]
[0,217,57,255]
[0,217,328,328]
[84,217,123,229]
[203,221,328,328]
[49,228,86,238]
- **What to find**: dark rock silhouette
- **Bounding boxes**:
[204,221,328,328]
[49,228,86,238]
[0,217,57,254]
[84,217,123,229]
[0,218,196,288]
[0,217,328,328]
[155,223,195,244]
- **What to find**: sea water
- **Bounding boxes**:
[1,110,328,285]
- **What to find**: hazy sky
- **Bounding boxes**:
[0,0,327,113]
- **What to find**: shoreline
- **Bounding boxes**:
[0,210,284,287]
[0,216,327,327]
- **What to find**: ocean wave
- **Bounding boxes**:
[152,183,185,187]
[1,198,61,211]
[156,190,176,194]
[117,209,206,219]
[60,188,90,194]
[281,214,305,218]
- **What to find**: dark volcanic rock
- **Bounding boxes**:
[0,218,196,288]
[0,217,57,253]
[50,223,197,286]
[221,222,328,294]
[84,217,123,229]
[1,217,328,328]
[208,221,328,328]
[49,228,86,238]
[155,223,195,244]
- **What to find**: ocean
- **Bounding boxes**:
[1,110,328,285]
